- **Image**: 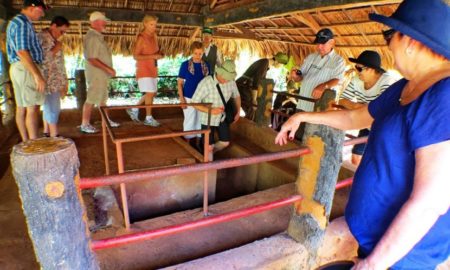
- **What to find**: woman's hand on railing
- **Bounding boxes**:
[180,97,187,109]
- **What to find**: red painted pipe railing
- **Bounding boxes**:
[335,177,353,190]
[344,136,367,146]
[91,195,302,250]
[79,147,311,189]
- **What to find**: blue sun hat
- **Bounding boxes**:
[369,0,450,60]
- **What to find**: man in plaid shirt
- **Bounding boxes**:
[6,0,48,141]
[192,60,241,160]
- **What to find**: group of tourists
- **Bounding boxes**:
[5,0,450,268]
[276,0,450,269]
[5,0,118,137]
[5,0,242,159]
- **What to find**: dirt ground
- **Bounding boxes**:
[0,108,353,270]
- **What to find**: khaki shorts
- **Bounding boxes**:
[9,62,45,107]
[86,75,109,105]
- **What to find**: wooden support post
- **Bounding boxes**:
[254,78,274,126]
[74,69,87,110]
[288,90,345,260]
[11,137,99,270]
[1,18,14,126]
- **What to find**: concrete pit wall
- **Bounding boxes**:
[123,169,217,222]
[215,119,301,201]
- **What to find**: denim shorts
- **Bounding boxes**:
[43,91,61,124]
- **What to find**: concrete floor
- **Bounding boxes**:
[3,109,447,269]
[0,109,351,269]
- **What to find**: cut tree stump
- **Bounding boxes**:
[11,137,99,270]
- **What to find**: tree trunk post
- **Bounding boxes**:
[255,78,274,126]
[11,137,99,270]
[74,69,87,110]
[287,89,345,260]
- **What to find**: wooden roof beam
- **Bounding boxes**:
[232,24,258,39]
[189,26,201,42]
[214,30,259,40]
[16,6,204,26]
[210,0,218,9]
[205,0,402,26]
[295,13,320,32]
[341,8,371,44]
[280,17,309,43]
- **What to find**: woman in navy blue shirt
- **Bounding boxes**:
[276,0,450,269]
[177,41,210,146]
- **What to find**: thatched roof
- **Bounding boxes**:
[3,0,402,67]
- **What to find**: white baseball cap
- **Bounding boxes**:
[89,11,110,22]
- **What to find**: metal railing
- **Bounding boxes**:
[79,117,365,249]
[98,103,213,229]
[91,195,303,250]
[67,75,178,98]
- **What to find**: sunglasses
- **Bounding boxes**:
[355,66,368,73]
[382,29,396,45]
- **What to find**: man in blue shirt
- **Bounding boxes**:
[6,0,48,141]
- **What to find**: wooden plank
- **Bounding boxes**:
[20,6,204,27]
[210,0,218,9]
[205,0,401,26]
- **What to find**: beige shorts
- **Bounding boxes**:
[9,62,45,107]
[86,75,109,105]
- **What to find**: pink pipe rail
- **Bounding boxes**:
[91,195,303,250]
[335,177,353,190]
[79,147,311,189]
[344,136,367,146]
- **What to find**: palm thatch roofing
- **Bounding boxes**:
[2,0,403,68]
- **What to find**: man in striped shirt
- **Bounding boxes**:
[291,28,346,113]
[337,50,399,165]
[6,0,48,141]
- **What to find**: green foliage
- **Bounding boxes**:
[65,54,187,98]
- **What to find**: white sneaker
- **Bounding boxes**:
[126,108,140,122]
[80,124,99,134]
[108,119,120,128]
[143,117,160,127]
